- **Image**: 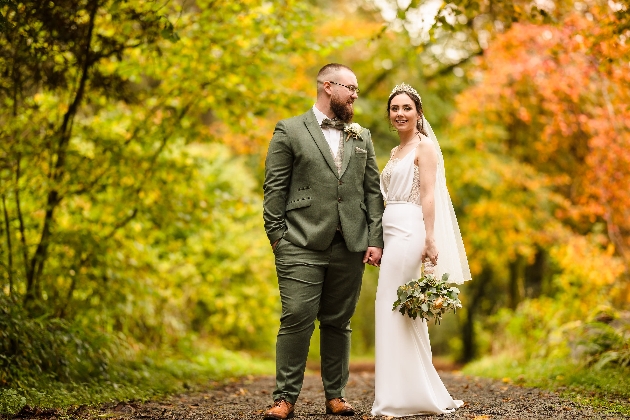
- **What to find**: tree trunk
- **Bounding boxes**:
[525,249,545,298]
[460,266,492,363]
[508,255,523,310]
[23,0,99,307]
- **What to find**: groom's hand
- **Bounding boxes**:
[363,246,382,267]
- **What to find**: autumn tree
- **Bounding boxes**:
[445,3,629,360]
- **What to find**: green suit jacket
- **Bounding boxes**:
[263,109,384,253]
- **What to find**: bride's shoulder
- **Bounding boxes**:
[415,136,437,160]
[418,131,434,144]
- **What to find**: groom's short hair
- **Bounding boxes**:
[316,63,354,94]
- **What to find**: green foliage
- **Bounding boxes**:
[464,355,630,416]
[0,0,314,392]
[0,346,273,415]
[472,233,627,364]
[567,318,630,370]
[0,388,25,415]
[0,295,122,386]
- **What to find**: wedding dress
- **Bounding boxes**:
[371,132,466,417]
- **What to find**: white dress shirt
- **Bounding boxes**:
[312,105,342,158]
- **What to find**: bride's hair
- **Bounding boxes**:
[387,90,427,137]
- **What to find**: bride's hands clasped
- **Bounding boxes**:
[421,237,438,265]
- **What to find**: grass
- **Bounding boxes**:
[0,347,274,416]
[463,353,630,416]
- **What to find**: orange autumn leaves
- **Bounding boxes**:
[452,9,630,301]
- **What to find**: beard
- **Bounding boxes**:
[330,92,354,123]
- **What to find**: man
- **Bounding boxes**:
[262,63,384,419]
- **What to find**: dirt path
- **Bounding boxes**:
[10,370,629,420]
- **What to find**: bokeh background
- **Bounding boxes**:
[1,0,629,410]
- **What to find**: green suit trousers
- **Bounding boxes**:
[272,232,365,404]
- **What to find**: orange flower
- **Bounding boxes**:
[433,297,444,309]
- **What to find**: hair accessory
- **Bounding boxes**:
[390,82,422,106]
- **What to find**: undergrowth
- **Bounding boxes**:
[0,294,274,415]
[464,354,630,416]
[0,347,273,415]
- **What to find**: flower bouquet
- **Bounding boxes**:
[392,262,462,324]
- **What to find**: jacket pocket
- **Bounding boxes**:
[286,197,312,211]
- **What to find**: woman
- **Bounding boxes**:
[372,83,472,417]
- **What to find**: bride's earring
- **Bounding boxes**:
[389,121,398,132]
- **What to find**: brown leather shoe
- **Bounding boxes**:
[263,398,295,419]
[325,397,355,416]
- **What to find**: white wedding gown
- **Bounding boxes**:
[371,143,463,417]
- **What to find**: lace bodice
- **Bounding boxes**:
[380,146,421,205]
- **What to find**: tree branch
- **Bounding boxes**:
[60,98,195,315]
[362,48,483,98]
[25,0,100,305]
[2,194,14,298]
[14,154,30,280]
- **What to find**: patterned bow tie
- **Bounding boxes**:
[320,118,346,130]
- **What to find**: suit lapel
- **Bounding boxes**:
[303,110,339,178]
[339,130,353,178]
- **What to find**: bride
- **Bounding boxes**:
[372,83,472,417]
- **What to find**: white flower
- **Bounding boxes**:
[344,123,363,140]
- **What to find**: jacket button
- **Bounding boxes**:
[338,180,343,185]
[338,197,342,202]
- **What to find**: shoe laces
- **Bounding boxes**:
[273,397,289,407]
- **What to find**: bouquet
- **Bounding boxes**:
[392,262,462,324]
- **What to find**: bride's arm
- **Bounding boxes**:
[416,140,439,264]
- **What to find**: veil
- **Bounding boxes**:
[423,115,472,284]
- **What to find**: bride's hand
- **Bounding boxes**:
[421,238,438,265]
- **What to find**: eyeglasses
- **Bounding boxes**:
[328,80,360,94]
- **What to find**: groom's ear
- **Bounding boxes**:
[322,81,334,96]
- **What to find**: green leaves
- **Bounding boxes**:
[0,0,319,385]
[0,0,16,32]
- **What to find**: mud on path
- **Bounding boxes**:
[9,369,629,420]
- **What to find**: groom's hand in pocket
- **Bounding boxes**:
[363,246,382,267]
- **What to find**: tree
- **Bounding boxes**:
[0,0,318,383]
[445,5,629,360]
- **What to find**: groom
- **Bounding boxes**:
[262,63,384,419]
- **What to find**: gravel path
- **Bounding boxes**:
[9,370,629,420]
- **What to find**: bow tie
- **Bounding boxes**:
[320,118,346,130]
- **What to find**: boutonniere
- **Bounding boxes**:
[344,123,364,141]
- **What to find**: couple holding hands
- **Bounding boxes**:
[262,63,471,419]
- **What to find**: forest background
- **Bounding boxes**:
[1,0,629,414]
